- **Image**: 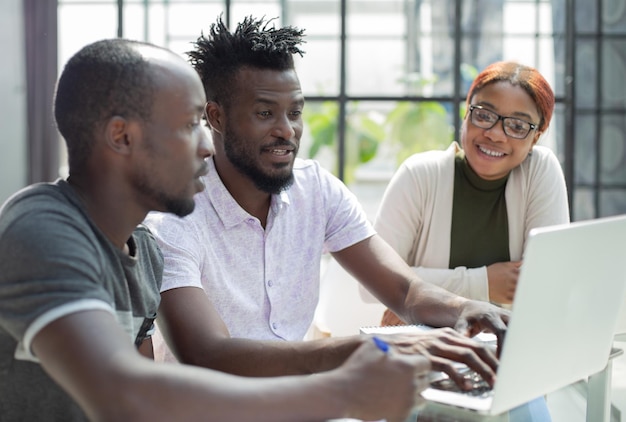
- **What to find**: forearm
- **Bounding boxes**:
[34,312,352,422]
[102,357,349,422]
[400,276,470,328]
[179,335,365,376]
[158,286,366,376]
[334,236,469,329]
[412,266,489,302]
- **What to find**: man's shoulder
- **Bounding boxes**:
[290,158,348,197]
[293,157,322,172]
[0,181,81,227]
[2,180,66,205]
[292,158,338,182]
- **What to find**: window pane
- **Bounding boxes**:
[347,1,406,37]
[602,40,626,109]
[296,40,340,96]
[602,0,626,34]
[290,1,341,37]
[301,100,340,178]
[348,99,454,219]
[549,103,566,162]
[600,189,626,216]
[576,40,598,109]
[58,3,118,66]
[232,3,281,26]
[459,0,504,80]
[430,36,457,97]
[574,188,596,219]
[146,4,167,46]
[574,113,597,185]
[574,0,598,33]
[353,100,454,179]
[122,4,147,42]
[600,114,626,184]
[346,40,406,96]
[551,0,567,34]
[538,2,555,34]
[168,4,225,37]
[504,3,538,35]
[551,35,567,98]
[502,36,537,65]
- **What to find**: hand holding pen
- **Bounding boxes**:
[373,336,390,353]
[373,336,428,422]
[332,336,430,422]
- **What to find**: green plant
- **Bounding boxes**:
[305,102,385,185]
[304,68,480,182]
[385,100,451,165]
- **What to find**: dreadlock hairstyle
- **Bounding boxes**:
[187,15,305,108]
[466,61,555,134]
[54,39,165,173]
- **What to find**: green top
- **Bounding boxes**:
[449,150,510,269]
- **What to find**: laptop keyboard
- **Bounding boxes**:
[430,369,493,398]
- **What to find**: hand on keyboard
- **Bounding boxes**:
[429,367,493,398]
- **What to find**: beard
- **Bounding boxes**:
[134,168,197,217]
[143,184,196,217]
[160,195,196,217]
[223,122,295,195]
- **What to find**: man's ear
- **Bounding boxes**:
[205,101,224,134]
[105,116,136,155]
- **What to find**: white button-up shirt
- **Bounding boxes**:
[144,157,374,342]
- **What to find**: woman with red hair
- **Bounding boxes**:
[376,61,569,322]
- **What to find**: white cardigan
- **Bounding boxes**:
[373,142,570,302]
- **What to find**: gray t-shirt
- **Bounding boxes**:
[0,180,163,421]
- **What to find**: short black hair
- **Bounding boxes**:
[187,15,305,107]
[54,38,161,172]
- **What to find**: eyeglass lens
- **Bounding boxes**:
[470,107,532,139]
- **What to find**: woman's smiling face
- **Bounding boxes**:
[461,81,542,181]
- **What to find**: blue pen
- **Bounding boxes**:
[372,336,389,353]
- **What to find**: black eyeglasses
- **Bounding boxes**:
[468,105,538,140]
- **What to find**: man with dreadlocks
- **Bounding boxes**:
[144,15,508,394]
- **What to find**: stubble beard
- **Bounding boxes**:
[223,126,295,195]
[135,169,196,217]
[161,196,196,217]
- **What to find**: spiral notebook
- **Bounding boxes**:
[361,215,626,415]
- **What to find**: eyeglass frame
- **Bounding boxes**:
[467,104,538,140]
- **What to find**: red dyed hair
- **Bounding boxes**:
[466,61,555,133]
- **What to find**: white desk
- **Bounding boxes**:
[585,347,623,422]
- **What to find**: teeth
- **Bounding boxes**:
[478,145,504,157]
[270,149,289,155]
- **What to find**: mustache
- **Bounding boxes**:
[264,139,298,150]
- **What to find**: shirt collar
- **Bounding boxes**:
[204,158,290,229]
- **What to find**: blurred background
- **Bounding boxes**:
[2,0,626,222]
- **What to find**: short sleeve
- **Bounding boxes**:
[318,166,375,253]
[0,188,113,358]
[143,211,204,292]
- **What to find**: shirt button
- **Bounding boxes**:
[272,322,278,330]
[267,280,273,287]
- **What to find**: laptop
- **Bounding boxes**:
[374,215,626,415]
[615,289,626,337]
